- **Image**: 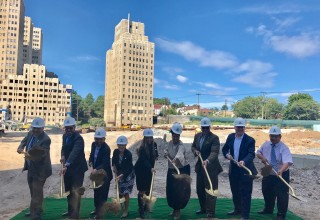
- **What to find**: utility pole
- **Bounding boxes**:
[224,99,227,117]
[261,92,266,119]
[196,93,201,116]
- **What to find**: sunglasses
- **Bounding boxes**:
[95,138,104,141]
[201,127,210,130]
[65,126,74,130]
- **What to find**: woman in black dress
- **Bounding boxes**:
[134,129,158,219]
[112,135,135,219]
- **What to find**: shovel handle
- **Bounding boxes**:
[148,162,156,199]
[60,163,64,198]
[265,162,296,196]
[231,158,252,176]
[166,156,180,175]
[197,154,214,191]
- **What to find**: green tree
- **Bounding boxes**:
[92,95,105,118]
[283,93,319,120]
[232,96,261,118]
[71,91,83,122]
[80,93,95,120]
[178,102,185,107]
[265,98,284,119]
[89,117,106,127]
[221,104,228,111]
[154,97,171,105]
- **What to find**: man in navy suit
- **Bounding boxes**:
[88,128,113,219]
[222,118,257,220]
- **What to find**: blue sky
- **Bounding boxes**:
[25,0,320,108]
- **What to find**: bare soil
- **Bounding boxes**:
[0,127,319,220]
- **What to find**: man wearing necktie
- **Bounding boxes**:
[192,117,223,219]
[256,126,293,220]
[222,118,257,220]
[17,117,52,220]
[60,117,88,219]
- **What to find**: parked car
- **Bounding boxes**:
[130,124,141,131]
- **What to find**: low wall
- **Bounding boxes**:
[292,154,320,169]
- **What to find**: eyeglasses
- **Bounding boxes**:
[270,135,280,138]
[65,126,74,130]
[201,127,210,130]
[95,138,104,141]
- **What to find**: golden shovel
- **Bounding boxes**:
[230,158,259,179]
[104,175,125,214]
[143,163,157,212]
[89,163,104,189]
[265,162,302,201]
[51,163,70,198]
[197,154,219,197]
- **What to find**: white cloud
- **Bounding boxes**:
[163,66,184,74]
[269,34,320,58]
[154,78,179,90]
[155,38,239,69]
[248,21,320,58]
[271,16,301,30]
[157,38,277,88]
[237,5,304,15]
[233,60,277,88]
[176,75,188,83]
[70,55,100,62]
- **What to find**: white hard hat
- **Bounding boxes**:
[94,128,106,138]
[269,125,281,135]
[200,117,211,127]
[116,135,128,145]
[143,128,153,137]
[234,118,246,127]
[63,117,76,127]
[171,123,182,135]
[31,117,45,128]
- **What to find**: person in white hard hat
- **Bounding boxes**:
[60,117,88,219]
[17,117,52,220]
[88,128,113,219]
[112,135,135,218]
[191,117,223,218]
[222,117,257,220]
[134,128,159,218]
[256,126,293,220]
[164,122,191,220]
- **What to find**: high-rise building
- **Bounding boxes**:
[0,0,25,82]
[22,16,33,64]
[104,18,155,127]
[0,64,72,125]
[23,17,42,65]
[31,27,42,64]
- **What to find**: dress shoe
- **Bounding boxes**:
[257,209,273,214]
[90,210,96,215]
[196,209,206,214]
[276,216,285,220]
[227,210,241,215]
[24,212,31,217]
[206,213,215,218]
[61,211,69,217]
[121,212,128,219]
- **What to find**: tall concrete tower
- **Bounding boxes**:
[104,18,155,127]
[0,0,25,82]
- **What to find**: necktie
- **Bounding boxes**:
[270,144,278,172]
[27,136,35,151]
[199,136,205,150]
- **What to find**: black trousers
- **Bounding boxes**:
[196,169,218,215]
[229,166,253,219]
[262,170,290,218]
[94,179,110,217]
[64,170,85,219]
[27,174,46,220]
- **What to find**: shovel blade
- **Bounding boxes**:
[261,164,273,177]
[205,188,219,197]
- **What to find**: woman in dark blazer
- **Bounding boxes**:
[88,128,112,219]
[112,135,135,219]
[134,129,158,218]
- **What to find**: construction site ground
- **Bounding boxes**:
[0,126,319,219]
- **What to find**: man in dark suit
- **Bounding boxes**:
[88,128,113,219]
[222,118,257,220]
[17,117,52,220]
[192,117,223,219]
[60,117,88,219]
